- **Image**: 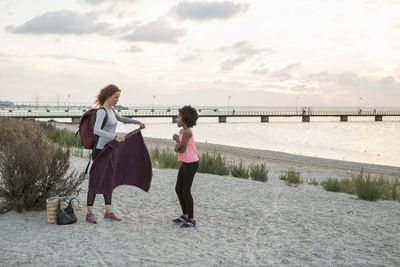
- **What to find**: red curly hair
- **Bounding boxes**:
[95,84,121,106]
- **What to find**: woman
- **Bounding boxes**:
[86,84,145,224]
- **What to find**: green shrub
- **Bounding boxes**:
[280,169,302,185]
[198,152,230,176]
[390,183,399,201]
[354,170,382,201]
[307,178,319,185]
[288,170,301,184]
[0,118,85,213]
[355,178,381,201]
[249,163,268,182]
[279,174,287,181]
[150,149,237,175]
[321,177,356,194]
[149,147,161,162]
[391,180,400,202]
[41,122,83,148]
[230,161,249,179]
[197,152,213,173]
[158,149,180,169]
[339,178,356,194]
[320,171,400,202]
[371,177,400,201]
[150,147,180,169]
[321,178,341,192]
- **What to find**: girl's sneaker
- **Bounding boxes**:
[86,213,97,224]
[104,212,122,222]
[181,219,196,228]
[172,215,188,224]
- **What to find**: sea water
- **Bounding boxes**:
[115,116,400,168]
[39,113,400,168]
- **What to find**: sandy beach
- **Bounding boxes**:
[144,136,400,182]
[1,153,400,265]
[56,122,400,181]
[1,123,399,266]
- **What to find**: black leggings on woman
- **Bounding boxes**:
[175,161,199,219]
[87,149,112,206]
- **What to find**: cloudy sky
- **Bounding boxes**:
[1,0,399,107]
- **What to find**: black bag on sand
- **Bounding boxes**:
[56,198,77,225]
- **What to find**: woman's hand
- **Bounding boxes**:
[139,123,146,129]
[115,135,125,142]
[173,134,179,142]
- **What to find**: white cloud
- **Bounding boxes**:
[270,63,302,80]
[231,40,265,56]
[123,19,185,43]
[47,55,114,65]
[84,0,108,4]
[179,55,199,62]
[125,45,144,53]
[272,71,400,106]
[5,10,114,35]
[220,41,270,71]
[307,71,400,93]
[171,1,249,21]
[250,68,269,75]
[83,0,134,5]
[221,56,247,71]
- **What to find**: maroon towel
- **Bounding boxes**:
[89,127,152,194]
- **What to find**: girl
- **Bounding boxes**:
[172,105,199,228]
[86,84,145,224]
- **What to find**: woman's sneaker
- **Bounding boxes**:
[172,215,188,224]
[181,219,196,228]
[86,213,97,224]
[104,212,122,222]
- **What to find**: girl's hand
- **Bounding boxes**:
[173,134,179,141]
[139,123,146,129]
[115,135,125,142]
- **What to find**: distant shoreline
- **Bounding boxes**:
[54,122,400,180]
[143,136,400,180]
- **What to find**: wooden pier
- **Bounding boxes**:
[1,106,399,123]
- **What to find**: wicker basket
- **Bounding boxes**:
[46,197,67,224]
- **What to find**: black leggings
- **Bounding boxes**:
[87,149,112,207]
[175,161,199,219]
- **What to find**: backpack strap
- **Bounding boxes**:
[110,107,116,117]
[92,106,108,154]
[86,106,109,174]
[84,160,92,174]
[99,106,108,129]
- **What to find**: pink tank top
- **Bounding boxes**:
[178,129,199,163]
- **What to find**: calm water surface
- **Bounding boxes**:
[115,116,400,168]
[43,115,399,167]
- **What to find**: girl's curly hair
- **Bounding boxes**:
[178,105,199,128]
